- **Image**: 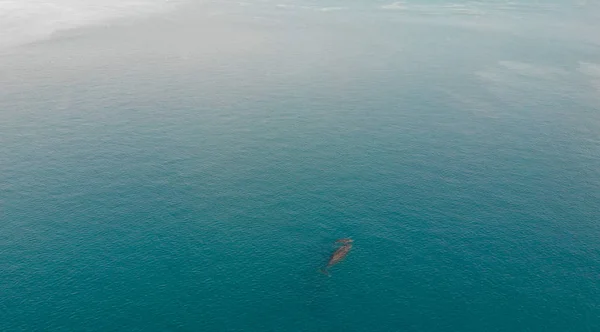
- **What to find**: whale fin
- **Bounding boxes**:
[319,268,331,276]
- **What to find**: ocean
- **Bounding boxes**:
[1,1,599,331]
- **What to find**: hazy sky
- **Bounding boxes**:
[1,0,599,49]
[0,0,180,48]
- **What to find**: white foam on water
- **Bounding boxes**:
[0,0,183,48]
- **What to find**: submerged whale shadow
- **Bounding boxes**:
[319,238,353,276]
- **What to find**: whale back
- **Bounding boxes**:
[327,243,352,267]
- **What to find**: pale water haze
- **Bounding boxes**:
[1,0,600,331]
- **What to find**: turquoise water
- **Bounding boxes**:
[1,1,600,331]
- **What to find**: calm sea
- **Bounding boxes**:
[1,1,599,331]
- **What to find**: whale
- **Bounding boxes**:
[320,238,353,276]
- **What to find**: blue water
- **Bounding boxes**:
[1,1,600,331]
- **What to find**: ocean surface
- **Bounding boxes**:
[1,1,599,331]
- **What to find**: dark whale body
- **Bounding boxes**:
[320,238,353,276]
